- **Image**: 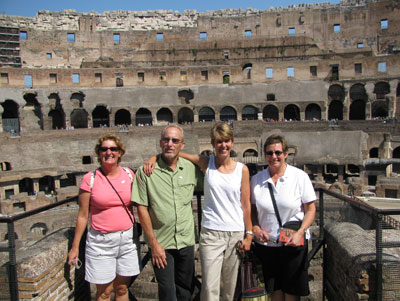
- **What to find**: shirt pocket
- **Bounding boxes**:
[177,177,196,204]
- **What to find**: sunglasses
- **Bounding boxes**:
[161,137,181,144]
[100,147,120,152]
[266,150,284,156]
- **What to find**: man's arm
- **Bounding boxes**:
[137,204,167,269]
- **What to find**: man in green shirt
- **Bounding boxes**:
[132,125,202,301]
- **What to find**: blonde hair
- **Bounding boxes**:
[94,133,126,164]
[210,122,234,143]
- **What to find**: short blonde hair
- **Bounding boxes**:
[94,133,126,164]
[210,122,234,143]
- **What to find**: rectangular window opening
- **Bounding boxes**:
[50,73,57,84]
[138,72,144,82]
[67,33,75,42]
[115,73,123,87]
[331,65,339,81]
[95,73,102,83]
[19,31,27,40]
[159,71,166,81]
[224,51,229,59]
[46,53,52,59]
[334,24,341,33]
[355,63,362,74]
[201,70,208,80]
[200,32,207,40]
[310,66,317,77]
[266,68,273,79]
[245,30,252,38]
[72,73,80,83]
[180,71,187,81]
[113,33,120,44]
[1,73,9,84]
[357,42,364,49]
[287,67,295,78]
[381,19,388,30]
[378,61,386,73]
[288,27,295,36]
[156,33,164,41]
[24,75,32,88]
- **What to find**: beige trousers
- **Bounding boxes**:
[199,227,243,301]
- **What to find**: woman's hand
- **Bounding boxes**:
[285,230,304,247]
[253,225,270,243]
[143,156,157,176]
[68,247,79,267]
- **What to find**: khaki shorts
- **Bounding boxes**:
[85,226,141,284]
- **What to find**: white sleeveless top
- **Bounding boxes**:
[202,156,245,232]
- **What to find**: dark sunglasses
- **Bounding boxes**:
[266,150,284,156]
[161,137,181,144]
[100,147,120,152]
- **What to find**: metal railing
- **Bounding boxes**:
[317,187,400,301]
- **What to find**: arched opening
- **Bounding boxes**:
[263,105,279,121]
[243,149,258,157]
[328,100,343,120]
[136,108,152,126]
[373,82,390,100]
[70,109,88,128]
[284,104,300,121]
[157,108,173,123]
[1,99,20,135]
[70,92,85,108]
[369,148,379,158]
[30,222,48,235]
[23,93,43,130]
[201,150,213,157]
[0,161,12,171]
[220,106,237,121]
[48,93,65,129]
[39,176,55,194]
[305,103,321,121]
[223,74,230,84]
[178,89,194,104]
[242,105,258,120]
[328,84,345,102]
[115,109,131,126]
[19,178,34,195]
[349,100,366,120]
[371,100,388,119]
[178,107,194,124]
[199,107,215,122]
[242,63,252,79]
[92,105,110,128]
[48,109,65,129]
[393,147,400,173]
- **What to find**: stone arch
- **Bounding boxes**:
[201,150,213,157]
[136,108,152,126]
[242,105,258,120]
[30,222,48,235]
[349,100,366,120]
[220,106,237,121]
[178,89,194,104]
[70,92,85,108]
[369,147,379,158]
[373,81,390,99]
[305,103,321,121]
[1,99,20,135]
[243,149,258,157]
[23,93,43,130]
[371,100,388,118]
[242,63,252,79]
[199,107,215,122]
[115,109,131,126]
[328,100,343,120]
[393,146,400,173]
[284,104,300,121]
[70,109,88,128]
[19,178,34,195]
[328,84,345,102]
[92,105,110,127]
[157,108,173,123]
[39,175,55,194]
[178,107,194,124]
[263,105,279,121]
[48,93,65,129]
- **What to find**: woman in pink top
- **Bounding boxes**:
[68,134,140,301]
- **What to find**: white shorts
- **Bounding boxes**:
[85,226,141,284]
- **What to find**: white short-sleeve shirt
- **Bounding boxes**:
[250,164,316,246]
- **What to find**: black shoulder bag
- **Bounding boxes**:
[98,168,141,240]
[267,182,304,245]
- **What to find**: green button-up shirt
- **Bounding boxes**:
[132,157,203,250]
